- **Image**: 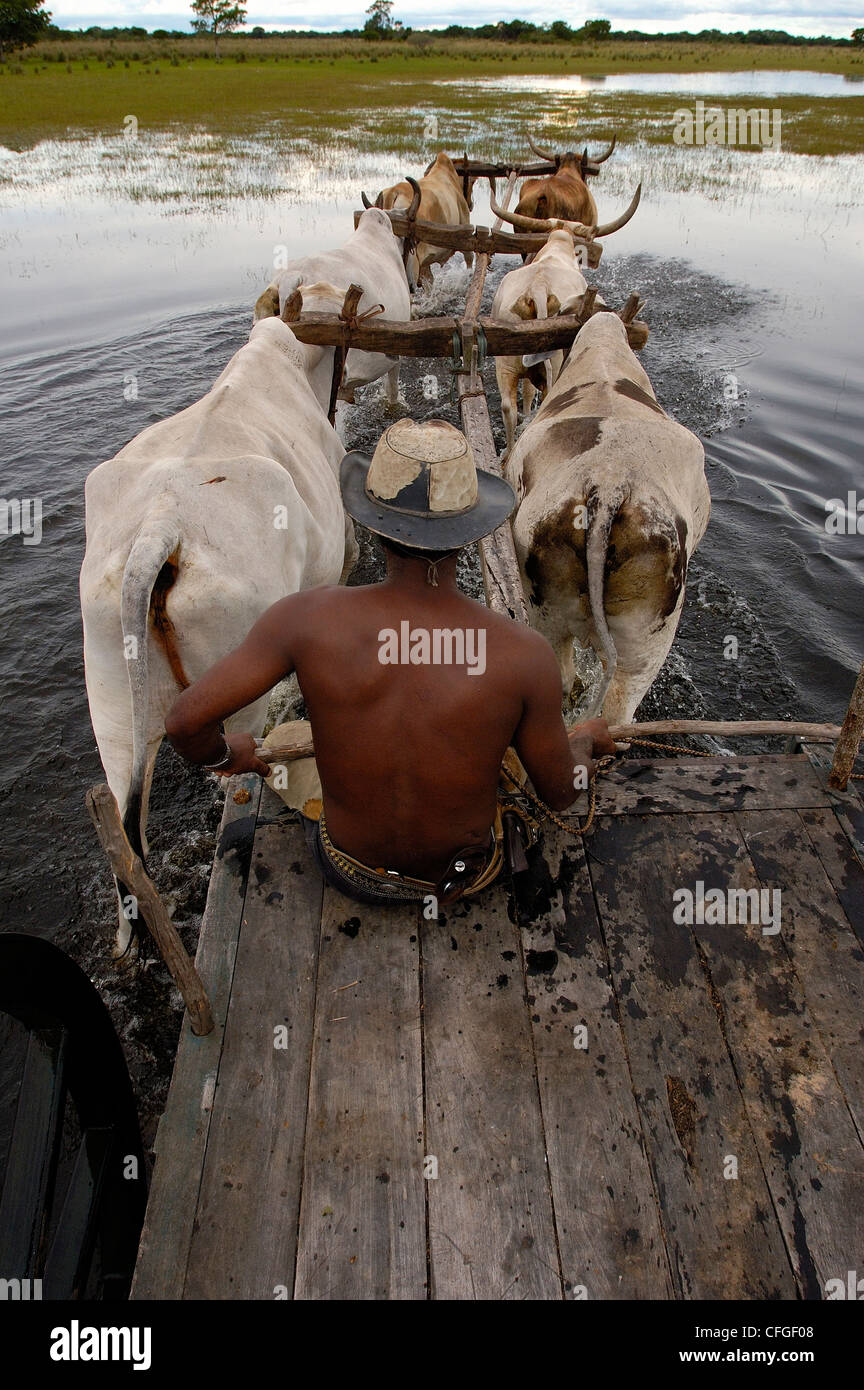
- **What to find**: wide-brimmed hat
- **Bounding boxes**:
[340,418,515,551]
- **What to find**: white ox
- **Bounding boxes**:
[490,229,598,456]
[504,312,710,725]
[252,207,412,412]
[80,316,355,951]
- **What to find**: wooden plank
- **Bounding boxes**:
[183,805,323,1298]
[670,812,864,1295]
[802,742,864,866]
[131,772,261,1300]
[799,806,864,949]
[586,813,796,1298]
[736,809,864,1137]
[511,825,673,1298]
[563,755,835,819]
[293,890,426,1300]
[422,889,562,1300]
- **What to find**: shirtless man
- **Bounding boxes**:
[165,419,615,904]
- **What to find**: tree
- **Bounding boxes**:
[852,27,864,45]
[580,18,612,39]
[0,0,51,60]
[190,0,247,52]
[364,0,394,37]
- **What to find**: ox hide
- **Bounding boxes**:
[504,312,710,725]
[253,208,411,413]
[80,316,354,949]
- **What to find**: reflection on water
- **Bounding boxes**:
[441,71,864,98]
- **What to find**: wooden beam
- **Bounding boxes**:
[829,660,864,789]
[284,306,648,358]
[352,208,602,265]
[85,783,214,1036]
[607,719,843,743]
[259,720,843,767]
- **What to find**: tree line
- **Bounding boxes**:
[1,0,861,61]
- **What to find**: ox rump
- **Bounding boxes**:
[504,312,710,725]
[253,207,412,413]
[362,152,474,289]
[80,316,355,952]
[490,228,599,456]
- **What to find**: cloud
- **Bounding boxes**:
[48,1,860,40]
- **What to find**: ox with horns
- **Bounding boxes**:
[490,178,642,254]
[253,207,412,412]
[504,312,710,726]
[362,154,473,289]
[517,130,619,229]
[80,315,356,953]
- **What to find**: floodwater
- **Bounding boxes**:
[0,73,862,1146]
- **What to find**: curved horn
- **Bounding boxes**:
[595,181,642,237]
[526,133,557,163]
[490,194,552,231]
[361,190,373,209]
[591,133,617,164]
[375,192,384,209]
[489,195,595,240]
[423,156,436,176]
[406,175,421,220]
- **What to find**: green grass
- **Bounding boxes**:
[1,38,863,152]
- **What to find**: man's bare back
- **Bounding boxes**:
[165,549,615,881]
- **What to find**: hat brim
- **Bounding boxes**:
[340,451,516,551]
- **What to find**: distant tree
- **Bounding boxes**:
[251,24,265,37]
[364,0,395,37]
[549,20,573,40]
[852,27,864,45]
[0,0,52,60]
[190,0,247,52]
[580,18,612,39]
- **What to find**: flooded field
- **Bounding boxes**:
[1,72,862,1144]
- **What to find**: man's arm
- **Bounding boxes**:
[512,635,616,811]
[164,594,301,778]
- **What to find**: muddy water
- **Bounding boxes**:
[1,75,862,1150]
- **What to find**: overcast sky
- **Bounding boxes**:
[46,2,861,39]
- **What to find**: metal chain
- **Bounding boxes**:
[501,735,863,840]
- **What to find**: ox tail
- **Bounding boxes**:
[584,488,625,718]
[119,519,185,944]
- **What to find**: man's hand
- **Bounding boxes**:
[209,733,272,780]
[568,717,617,780]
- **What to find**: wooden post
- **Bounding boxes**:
[327,283,363,426]
[85,784,214,1036]
[829,660,864,789]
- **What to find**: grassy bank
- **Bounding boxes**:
[1,38,862,151]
